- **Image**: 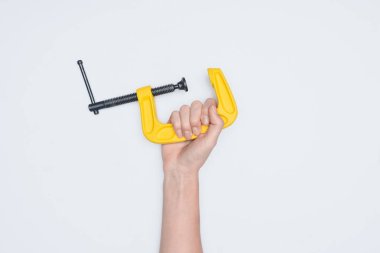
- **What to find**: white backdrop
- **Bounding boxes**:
[1,0,379,252]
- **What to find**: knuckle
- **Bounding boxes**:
[205,98,216,105]
[169,112,178,122]
[172,120,181,128]
[190,119,200,126]
[202,106,209,114]
[180,105,190,112]
[182,124,191,131]
[191,100,202,107]
[217,121,224,129]
[171,110,179,117]
[217,116,224,125]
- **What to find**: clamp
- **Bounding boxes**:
[77,60,238,144]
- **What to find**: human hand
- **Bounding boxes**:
[161,98,224,176]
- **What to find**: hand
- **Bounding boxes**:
[161,98,224,176]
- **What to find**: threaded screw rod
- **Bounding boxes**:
[77,60,188,114]
[88,79,188,113]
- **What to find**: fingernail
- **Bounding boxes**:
[184,130,192,140]
[192,127,199,135]
[176,130,183,138]
[202,115,209,125]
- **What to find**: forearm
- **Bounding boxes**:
[159,100,223,252]
[159,171,202,253]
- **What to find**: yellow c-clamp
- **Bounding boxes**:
[77,60,238,144]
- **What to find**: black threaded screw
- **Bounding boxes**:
[77,60,188,114]
[88,78,188,112]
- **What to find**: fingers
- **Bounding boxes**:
[201,98,217,125]
[180,105,192,140]
[169,111,182,138]
[168,98,223,142]
[204,105,224,146]
[190,100,202,136]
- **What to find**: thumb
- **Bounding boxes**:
[204,105,224,144]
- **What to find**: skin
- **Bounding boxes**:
[160,98,224,253]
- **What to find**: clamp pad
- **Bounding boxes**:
[137,68,238,144]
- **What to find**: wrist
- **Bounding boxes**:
[164,169,199,182]
[164,169,199,192]
[163,163,200,177]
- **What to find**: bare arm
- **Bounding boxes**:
[160,99,224,253]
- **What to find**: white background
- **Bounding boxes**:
[1,0,379,252]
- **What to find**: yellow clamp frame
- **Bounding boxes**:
[136,68,238,144]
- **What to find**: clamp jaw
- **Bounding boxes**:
[137,68,237,144]
[78,60,238,144]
